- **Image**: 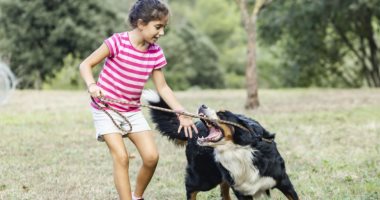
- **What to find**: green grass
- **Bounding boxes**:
[0,89,379,199]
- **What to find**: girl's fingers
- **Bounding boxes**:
[178,116,198,138]
[187,126,192,138]
[192,124,198,133]
[91,88,104,98]
[184,126,189,138]
[178,125,182,134]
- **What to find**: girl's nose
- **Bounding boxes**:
[159,28,165,36]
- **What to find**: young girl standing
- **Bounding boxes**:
[79,0,198,199]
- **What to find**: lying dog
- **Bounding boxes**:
[144,91,299,200]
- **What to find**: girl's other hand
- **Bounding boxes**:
[87,83,103,97]
[177,115,198,138]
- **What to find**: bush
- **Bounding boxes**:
[43,54,84,90]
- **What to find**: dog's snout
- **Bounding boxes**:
[201,104,208,109]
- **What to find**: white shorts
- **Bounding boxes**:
[91,107,151,142]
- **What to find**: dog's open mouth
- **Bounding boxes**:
[197,106,224,145]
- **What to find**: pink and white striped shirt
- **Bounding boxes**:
[91,32,167,112]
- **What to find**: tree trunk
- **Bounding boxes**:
[235,0,266,109]
[245,16,260,109]
[363,11,380,87]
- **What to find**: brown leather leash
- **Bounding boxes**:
[92,96,273,143]
[91,97,132,134]
[95,96,249,130]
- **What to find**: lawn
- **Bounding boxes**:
[0,89,379,200]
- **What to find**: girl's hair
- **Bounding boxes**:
[128,0,169,28]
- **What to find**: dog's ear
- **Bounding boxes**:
[236,114,267,136]
[217,111,261,144]
[237,115,276,143]
[263,129,276,140]
[227,116,260,145]
[239,119,256,134]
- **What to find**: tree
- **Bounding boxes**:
[159,23,225,90]
[182,0,247,88]
[0,0,121,88]
[258,0,380,87]
[234,0,271,109]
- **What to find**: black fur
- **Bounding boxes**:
[148,97,298,200]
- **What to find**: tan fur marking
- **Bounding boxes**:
[220,124,233,141]
[220,181,231,200]
[174,139,187,146]
[286,194,296,200]
[190,191,198,200]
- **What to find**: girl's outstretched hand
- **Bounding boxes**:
[177,114,198,138]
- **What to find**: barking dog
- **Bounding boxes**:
[144,91,299,200]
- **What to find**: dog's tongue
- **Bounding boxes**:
[197,126,222,144]
[207,127,221,140]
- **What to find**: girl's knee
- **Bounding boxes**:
[112,152,130,167]
[143,152,159,168]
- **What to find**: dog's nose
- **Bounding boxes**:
[201,104,208,109]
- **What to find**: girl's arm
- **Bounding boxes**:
[152,69,198,138]
[79,43,109,97]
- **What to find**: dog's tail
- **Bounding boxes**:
[142,90,188,145]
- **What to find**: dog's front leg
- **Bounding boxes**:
[220,181,231,200]
[187,191,198,200]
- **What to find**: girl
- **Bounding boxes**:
[79,0,198,199]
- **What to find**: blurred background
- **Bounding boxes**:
[1,0,379,92]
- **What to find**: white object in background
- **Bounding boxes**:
[0,61,17,105]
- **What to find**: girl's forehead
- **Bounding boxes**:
[150,15,169,25]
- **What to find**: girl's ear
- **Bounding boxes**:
[137,19,146,30]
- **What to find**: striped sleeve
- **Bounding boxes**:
[154,47,167,69]
[104,33,121,58]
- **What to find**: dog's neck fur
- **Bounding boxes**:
[214,142,276,197]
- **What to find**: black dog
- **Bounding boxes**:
[144,91,299,200]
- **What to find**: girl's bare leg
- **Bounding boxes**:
[128,131,159,198]
[104,133,132,200]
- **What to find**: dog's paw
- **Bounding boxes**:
[142,89,160,103]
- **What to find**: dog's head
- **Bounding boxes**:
[197,104,265,147]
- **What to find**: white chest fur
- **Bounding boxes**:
[214,143,276,197]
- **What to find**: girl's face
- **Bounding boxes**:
[139,15,169,44]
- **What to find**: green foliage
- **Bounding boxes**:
[42,54,84,90]
[182,0,247,76]
[160,23,225,90]
[256,45,285,88]
[224,72,245,88]
[7,0,379,89]
[258,0,380,87]
[0,0,122,88]
[185,0,240,48]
